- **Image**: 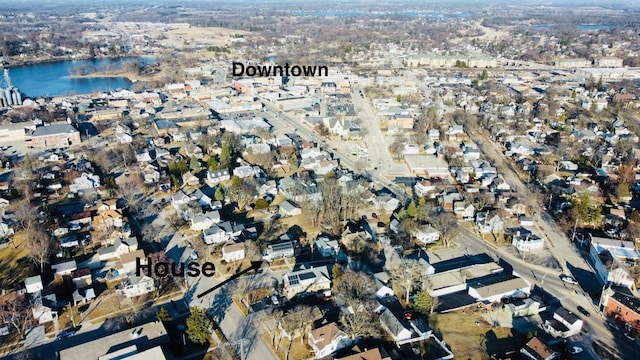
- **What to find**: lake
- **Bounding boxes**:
[6,57,155,98]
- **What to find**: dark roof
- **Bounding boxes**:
[429,253,493,273]
[611,290,640,313]
[555,307,580,324]
[31,123,78,137]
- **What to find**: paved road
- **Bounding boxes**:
[454,224,640,359]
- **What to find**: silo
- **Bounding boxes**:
[0,90,6,107]
[0,97,5,108]
[4,88,12,106]
[11,90,19,106]
[15,88,21,105]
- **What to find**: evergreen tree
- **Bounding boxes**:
[413,290,432,315]
[185,307,212,345]
[214,186,225,201]
[407,201,418,218]
[156,307,172,322]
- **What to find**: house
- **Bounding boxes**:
[440,192,464,211]
[379,309,413,345]
[92,209,124,231]
[519,216,534,227]
[314,237,340,257]
[521,337,561,360]
[454,203,476,220]
[203,224,230,245]
[190,211,221,231]
[512,231,544,252]
[283,265,331,299]
[467,275,531,303]
[71,268,92,289]
[413,224,440,244]
[279,200,302,217]
[222,242,245,263]
[308,322,351,359]
[120,249,145,274]
[414,180,437,197]
[52,260,77,276]
[404,154,450,178]
[181,171,200,187]
[336,347,391,360]
[206,169,231,185]
[263,241,295,262]
[24,275,43,294]
[505,297,547,317]
[69,172,101,193]
[120,275,155,297]
[97,237,138,261]
[589,236,639,289]
[544,307,583,338]
[171,190,192,209]
[476,212,504,235]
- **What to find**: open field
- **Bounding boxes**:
[429,311,524,360]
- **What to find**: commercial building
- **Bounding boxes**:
[26,122,81,148]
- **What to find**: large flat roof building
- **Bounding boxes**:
[26,122,81,148]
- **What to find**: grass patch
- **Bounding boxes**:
[0,234,35,288]
[429,311,521,360]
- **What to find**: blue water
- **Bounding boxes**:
[7,57,155,98]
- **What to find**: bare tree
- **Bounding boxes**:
[0,293,34,340]
[334,270,375,309]
[472,192,495,212]
[279,305,316,344]
[116,173,145,215]
[13,200,38,234]
[27,227,52,273]
[432,212,457,247]
[341,303,380,340]
[387,258,424,303]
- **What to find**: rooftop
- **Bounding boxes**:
[59,321,168,360]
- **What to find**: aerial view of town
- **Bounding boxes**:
[1,0,640,359]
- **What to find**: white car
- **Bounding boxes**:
[568,346,583,355]
[271,295,279,305]
[189,251,198,260]
[560,274,578,284]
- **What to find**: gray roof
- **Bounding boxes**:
[31,123,78,137]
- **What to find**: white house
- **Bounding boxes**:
[52,260,77,276]
[283,265,331,299]
[263,242,295,262]
[206,169,231,185]
[171,190,192,209]
[308,323,351,359]
[279,200,302,217]
[222,242,245,263]
[314,237,340,257]
[120,275,155,298]
[190,211,221,231]
[543,307,583,338]
[589,236,640,289]
[468,276,531,303]
[512,232,545,252]
[413,224,440,244]
[69,172,101,193]
[24,275,43,294]
[414,180,436,197]
[203,224,230,245]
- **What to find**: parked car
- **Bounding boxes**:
[606,321,620,331]
[577,306,591,317]
[568,346,583,355]
[624,332,636,341]
[271,295,279,305]
[560,274,578,284]
[189,251,198,260]
[56,326,80,340]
